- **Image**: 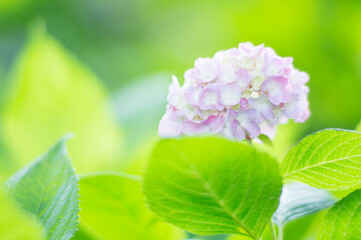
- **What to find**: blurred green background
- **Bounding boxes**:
[0,0,361,239]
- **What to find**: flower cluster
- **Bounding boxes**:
[159,42,310,141]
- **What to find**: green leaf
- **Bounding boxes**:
[78,171,184,240]
[318,189,361,240]
[0,188,44,240]
[6,134,80,240]
[356,121,361,132]
[281,129,361,190]
[257,134,273,148]
[2,26,123,172]
[143,137,283,239]
[272,182,337,227]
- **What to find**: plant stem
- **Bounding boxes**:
[278,225,283,240]
[269,220,277,240]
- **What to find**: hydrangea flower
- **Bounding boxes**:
[159,42,310,141]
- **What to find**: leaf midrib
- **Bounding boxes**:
[173,143,258,240]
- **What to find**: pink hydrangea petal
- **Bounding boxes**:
[199,84,223,110]
[217,61,238,83]
[259,121,277,139]
[233,122,246,140]
[182,121,209,136]
[167,76,181,103]
[282,83,294,102]
[222,120,245,140]
[193,57,219,83]
[241,120,261,138]
[284,93,310,122]
[184,69,196,84]
[263,56,293,76]
[249,94,275,121]
[261,76,293,105]
[170,75,180,92]
[236,109,257,122]
[158,110,182,137]
[238,42,264,57]
[293,70,309,84]
[291,70,310,92]
[239,98,249,109]
[219,83,241,106]
[236,68,252,91]
[184,86,200,105]
[159,42,309,141]
[204,115,225,134]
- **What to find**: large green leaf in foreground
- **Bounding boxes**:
[6,135,79,240]
[281,129,361,190]
[319,189,361,240]
[143,137,283,240]
[78,172,184,240]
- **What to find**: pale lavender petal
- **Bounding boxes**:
[239,98,249,109]
[193,57,219,83]
[182,121,209,136]
[263,56,293,76]
[184,86,200,105]
[236,68,252,91]
[204,115,225,133]
[261,76,293,105]
[284,93,310,122]
[238,42,264,57]
[158,110,182,137]
[236,108,257,122]
[184,69,196,84]
[241,120,261,138]
[249,94,275,121]
[219,83,241,106]
[217,61,239,83]
[222,120,245,140]
[159,42,309,141]
[199,84,223,110]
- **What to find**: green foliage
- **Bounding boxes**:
[0,188,44,240]
[272,182,337,227]
[257,134,273,148]
[356,120,361,132]
[6,134,79,240]
[77,172,184,240]
[143,137,283,239]
[281,129,361,190]
[319,189,361,240]
[1,27,123,172]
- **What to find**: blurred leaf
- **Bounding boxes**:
[272,182,337,227]
[6,134,79,240]
[2,26,123,172]
[227,234,252,240]
[0,188,44,240]
[188,234,229,240]
[356,120,361,132]
[283,210,326,240]
[112,73,169,152]
[281,129,361,190]
[257,134,273,148]
[319,189,361,240]
[143,137,283,239]
[78,171,184,240]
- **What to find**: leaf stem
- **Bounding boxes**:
[269,220,277,240]
[278,225,283,240]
